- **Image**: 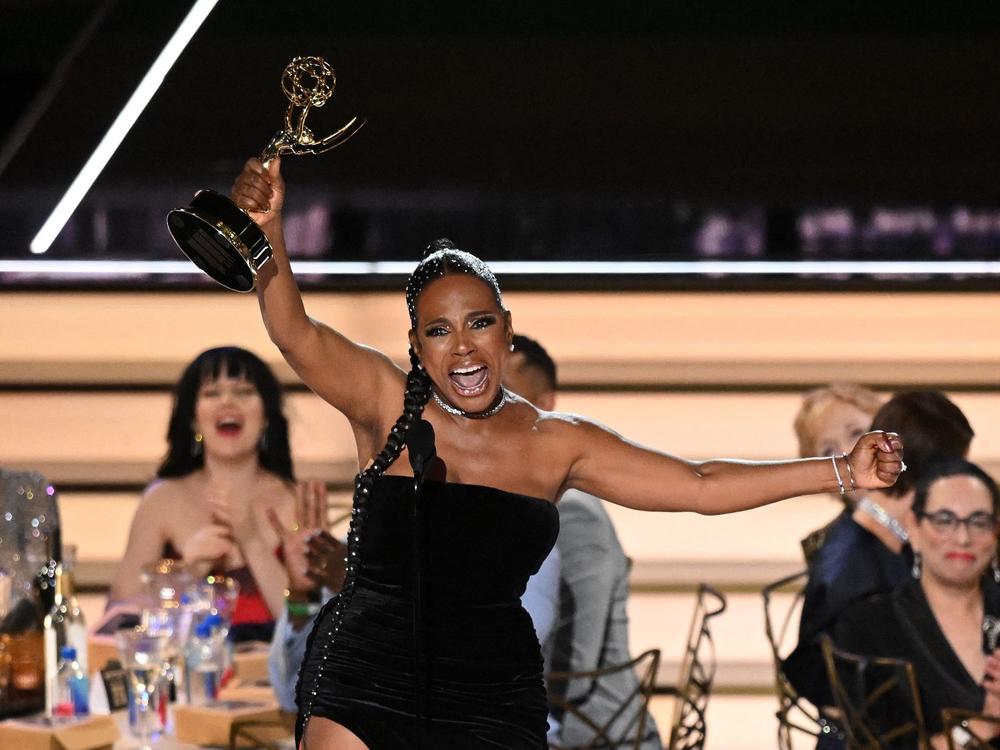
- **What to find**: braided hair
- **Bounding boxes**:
[295,238,502,740]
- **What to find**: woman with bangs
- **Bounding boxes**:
[109,346,318,642]
[231,158,905,749]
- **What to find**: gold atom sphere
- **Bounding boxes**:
[282,56,336,108]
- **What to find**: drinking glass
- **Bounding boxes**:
[140,559,194,610]
[141,608,181,725]
[116,628,168,750]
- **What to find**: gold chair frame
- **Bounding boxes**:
[821,636,929,750]
[658,583,727,750]
[941,708,1000,750]
[547,647,661,750]
[762,569,822,749]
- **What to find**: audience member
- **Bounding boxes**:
[504,333,663,750]
[109,346,302,641]
[794,384,885,501]
[835,459,1000,744]
[784,389,975,740]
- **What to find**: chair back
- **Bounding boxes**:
[801,518,838,568]
[666,583,727,750]
[546,648,661,750]
[762,569,822,749]
[941,708,1000,750]
[820,636,929,750]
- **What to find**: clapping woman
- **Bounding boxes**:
[109,346,298,641]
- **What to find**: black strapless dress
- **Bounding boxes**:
[296,475,560,749]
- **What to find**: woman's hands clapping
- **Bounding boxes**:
[267,479,345,597]
[846,431,905,490]
[179,523,233,568]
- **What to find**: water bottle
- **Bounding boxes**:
[53,646,88,717]
[184,615,224,706]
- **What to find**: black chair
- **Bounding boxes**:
[658,583,727,750]
[821,636,929,750]
[547,648,661,750]
[762,569,823,749]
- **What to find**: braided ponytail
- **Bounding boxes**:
[295,347,432,742]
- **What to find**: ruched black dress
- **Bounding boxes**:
[296,474,560,749]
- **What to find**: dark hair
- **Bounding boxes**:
[869,390,974,497]
[912,458,1000,518]
[511,334,558,391]
[405,238,505,329]
[156,347,294,482]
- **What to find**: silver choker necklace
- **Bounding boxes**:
[858,497,909,543]
[432,387,509,419]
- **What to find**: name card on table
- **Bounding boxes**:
[0,713,120,750]
[174,700,281,747]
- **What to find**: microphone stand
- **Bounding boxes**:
[407,420,435,750]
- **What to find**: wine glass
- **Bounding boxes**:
[116,628,168,750]
[140,559,194,610]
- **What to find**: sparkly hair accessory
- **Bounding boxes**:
[405,238,504,328]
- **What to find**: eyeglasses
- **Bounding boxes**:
[917,510,998,536]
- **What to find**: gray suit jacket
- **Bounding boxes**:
[546,491,663,750]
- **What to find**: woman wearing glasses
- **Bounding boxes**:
[835,459,1000,745]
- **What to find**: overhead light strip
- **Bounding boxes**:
[2,259,1000,276]
[29,0,220,255]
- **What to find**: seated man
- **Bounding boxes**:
[266,475,561,716]
[504,334,663,750]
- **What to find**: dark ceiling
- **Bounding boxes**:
[4,1,1000,206]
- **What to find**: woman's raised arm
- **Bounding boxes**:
[560,416,903,514]
[232,157,402,425]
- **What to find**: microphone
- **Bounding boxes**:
[406,418,436,479]
[405,418,436,747]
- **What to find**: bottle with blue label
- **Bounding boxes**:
[53,646,88,717]
[184,614,224,706]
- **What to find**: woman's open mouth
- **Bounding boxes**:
[215,416,244,438]
[448,364,490,397]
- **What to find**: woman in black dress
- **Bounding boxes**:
[836,459,1000,745]
[231,157,905,750]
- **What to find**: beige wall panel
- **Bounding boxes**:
[59,494,138,563]
[629,591,792,683]
[2,291,998,385]
[5,389,999,471]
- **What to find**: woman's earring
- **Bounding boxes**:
[911,551,922,580]
[509,343,514,352]
[258,430,268,453]
[992,555,1000,584]
[191,431,204,457]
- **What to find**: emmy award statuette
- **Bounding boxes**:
[166,56,364,292]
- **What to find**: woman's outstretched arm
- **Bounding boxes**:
[232,157,402,425]
[560,416,903,514]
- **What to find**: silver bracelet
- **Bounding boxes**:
[841,453,857,492]
[830,454,847,498]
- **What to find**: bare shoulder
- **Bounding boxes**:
[140,477,187,509]
[516,401,612,443]
[255,472,297,507]
[503,397,613,463]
